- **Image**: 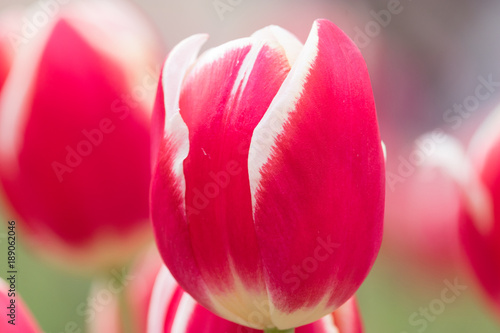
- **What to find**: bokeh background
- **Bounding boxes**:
[1,0,500,332]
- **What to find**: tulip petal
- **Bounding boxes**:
[462,105,500,311]
[147,267,180,333]
[148,267,363,333]
[0,16,153,268]
[152,35,293,327]
[331,297,363,333]
[251,25,303,66]
[1,19,149,241]
[248,19,384,327]
[151,34,212,309]
[152,34,208,175]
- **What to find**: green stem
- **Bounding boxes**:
[263,328,295,333]
[118,279,134,333]
[113,266,134,333]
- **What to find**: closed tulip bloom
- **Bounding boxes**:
[0,278,41,333]
[148,267,364,333]
[384,133,469,275]
[461,105,500,315]
[151,19,384,330]
[0,0,162,269]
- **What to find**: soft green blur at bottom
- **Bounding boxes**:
[264,328,295,333]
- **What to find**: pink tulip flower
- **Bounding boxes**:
[461,105,500,316]
[0,0,163,269]
[384,132,469,275]
[148,267,364,333]
[151,19,384,330]
[0,278,41,333]
[90,248,363,333]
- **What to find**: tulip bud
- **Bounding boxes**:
[0,278,41,333]
[148,267,364,333]
[0,0,163,270]
[384,132,470,275]
[151,19,384,330]
[461,105,500,315]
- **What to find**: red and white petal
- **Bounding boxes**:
[330,298,363,333]
[248,19,384,328]
[0,15,152,268]
[251,25,303,66]
[158,33,208,194]
[461,105,500,312]
[296,297,364,333]
[147,267,180,333]
[151,33,212,311]
[466,105,500,236]
[148,267,364,333]
[152,34,293,328]
[0,13,52,174]
[468,105,500,176]
[62,0,163,113]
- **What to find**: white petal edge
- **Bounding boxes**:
[247,21,320,216]
[382,141,387,163]
[170,294,198,333]
[465,105,500,235]
[468,103,500,176]
[0,19,56,176]
[251,25,303,67]
[62,0,163,115]
[418,133,494,236]
[147,266,178,333]
[318,315,341,333]
[160,33,207,209]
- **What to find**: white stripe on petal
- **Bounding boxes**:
[319,314,341,333]
[170,294,199,333]
[251,25,303,66]
[229,40,266,102]
[147,266,178,333]
[248,21,320,214]
[429,134,495,237]
[206,259,271,329]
